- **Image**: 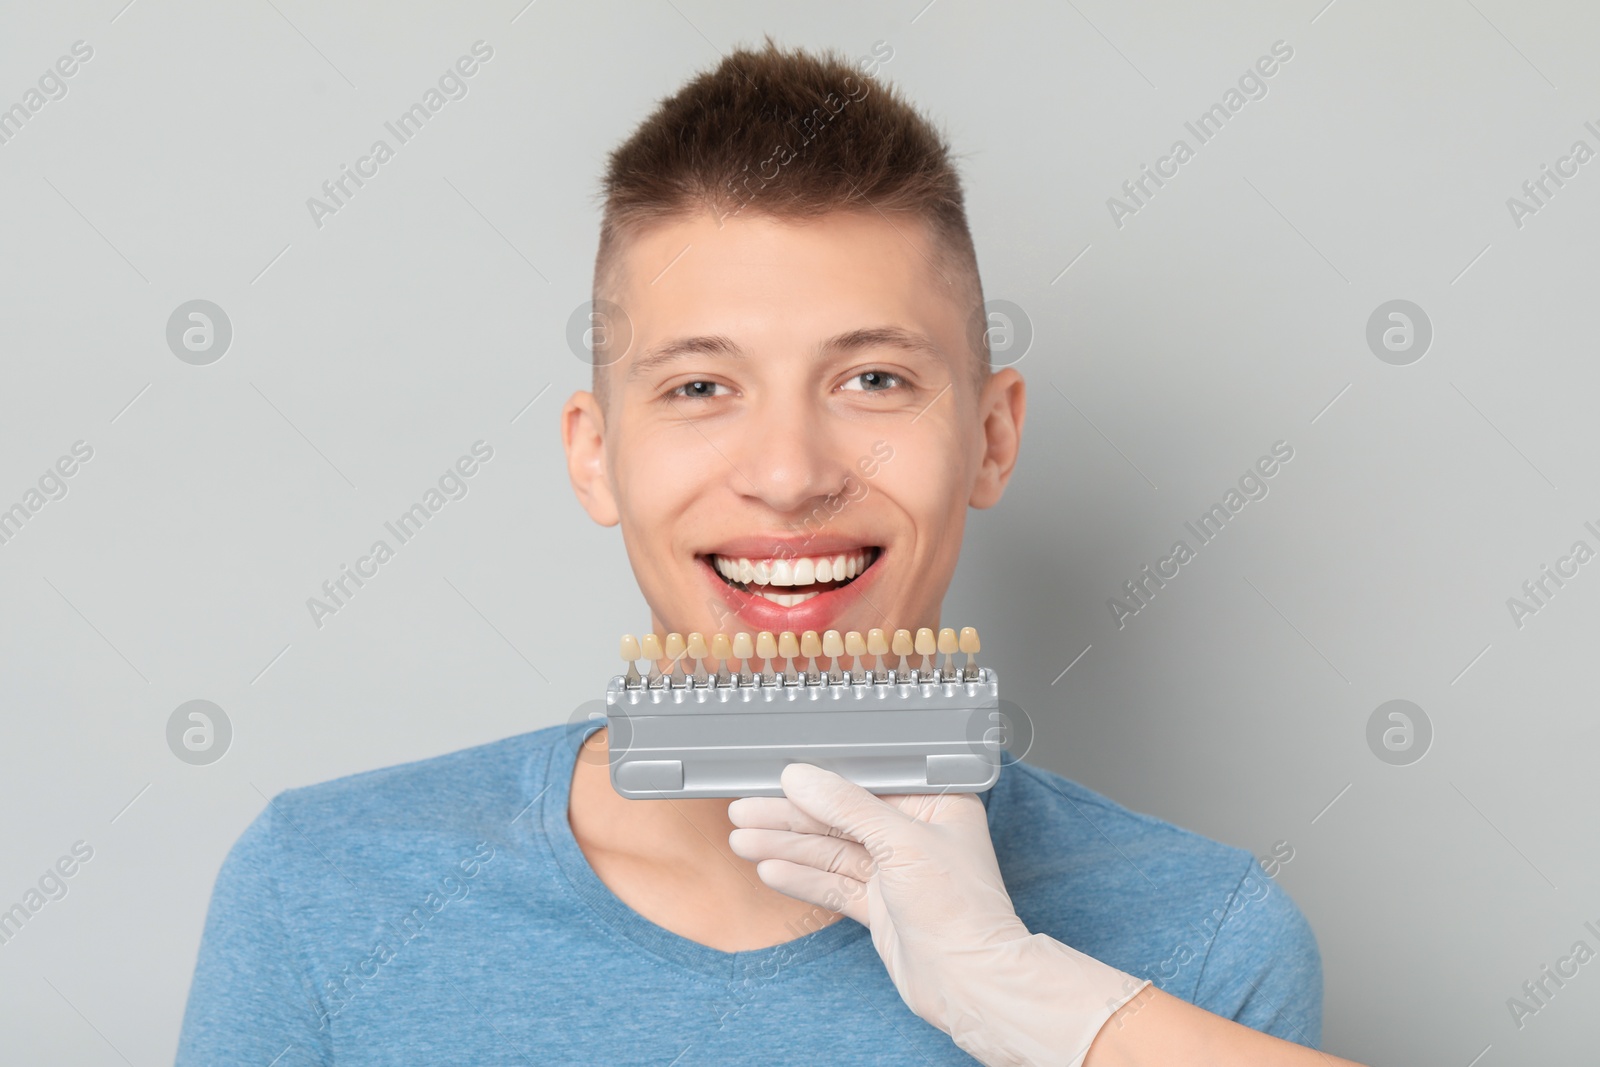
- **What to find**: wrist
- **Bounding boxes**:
[942,934,1149,1067]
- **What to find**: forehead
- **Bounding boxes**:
[606,211,965,356]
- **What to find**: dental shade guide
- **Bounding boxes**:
[606,625,1001,799]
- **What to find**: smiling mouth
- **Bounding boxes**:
[704,547,881,607]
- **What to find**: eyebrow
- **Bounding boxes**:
[625,326,942,379]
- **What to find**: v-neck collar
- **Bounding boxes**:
[524,721,877,980]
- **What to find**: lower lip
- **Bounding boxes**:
[699,555,882,633]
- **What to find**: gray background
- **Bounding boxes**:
[1,0,1595,1063]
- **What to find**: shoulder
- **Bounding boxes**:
[989,758,1259,897]
[989,760,1322,1043]
[262,724,561,833]
[234,724,567,895]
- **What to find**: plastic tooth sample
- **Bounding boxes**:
[800,630,822,684]
[958,626,980,682]
[844,631,867,682]
[621,634,642,687]
[711,632,734,685]
[822,629,845,683]
[938,627,958,678]
[641,632,665,685]
[687,632,710,685]
[891,628,913,676]
[914,627,936,676]
[664,632,688,685]
[732,632,755,685]
[756,631,778,684]
[866,628,889,682]
[778,631,800,684]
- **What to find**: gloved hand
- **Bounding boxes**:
[727,763,1150,1067]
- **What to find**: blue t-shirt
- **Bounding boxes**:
[175,722,1322,1064]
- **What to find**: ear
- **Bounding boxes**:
[968,368,1025,509]
[561,390,620,526]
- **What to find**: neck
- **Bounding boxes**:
[568,725,737,861]
[566,725,846,950]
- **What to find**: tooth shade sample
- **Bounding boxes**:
[801,631,822,659]
[822,630,844,659]
[711,632,733,662]
[732,632,754,661]
[665,632,686,660]
[641,633,664,661]
[891,629,913,657]
[620,634,642,683]
[959,627,980,654]
[937,628,958,655]
[867,629,888,656]
[756,632,778,661]
[914,628,936,657]
[778,631,800,660]
[844,631,867,658]
[687,632,708,660]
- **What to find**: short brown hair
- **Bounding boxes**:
[591,38,986,401]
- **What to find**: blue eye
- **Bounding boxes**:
[672,381,724,399]
[844,370,901,392]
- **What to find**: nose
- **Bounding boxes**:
[726,392,851,516]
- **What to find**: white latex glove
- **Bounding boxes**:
[727,763,1150,1067]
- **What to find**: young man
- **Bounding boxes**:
[178,43,1363,1065]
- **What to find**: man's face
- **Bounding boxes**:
[563,210,1024,640]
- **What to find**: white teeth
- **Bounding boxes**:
[709,548,878,593]
[757,590,821,607]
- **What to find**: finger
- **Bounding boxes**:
[778,763,908,848]
[728,827,875,880]
[726,795,847,837]
[751,858,870,926]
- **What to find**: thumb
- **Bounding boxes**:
[778,763,907,851]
